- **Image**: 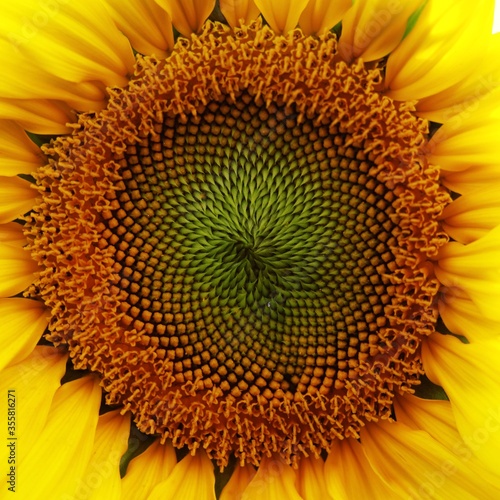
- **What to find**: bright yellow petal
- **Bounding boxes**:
[422,334,500,475]
[295,456,333,500]
[438,288,500,343]
[241,456,303,500]
[253,0,309,34]
[440,187,500,244]
[121,440,177,500]
[435,226,500,321]
[0,298,48,371]
[220,0,260,27]
[155,0,215,36]
[395,396,458,448]
[104,0,174,57]
[0,120,45,176]
[148,451,216,500]
[298,0,351,35]
[0,98,74,134]
[19,376,101,499]
[0,40,106,112]
[395,394,500,494]
[442,164,500,195]
[0,222,27,246]
[0,346,67,483]
[426,87,500,172]
[220,464,256,500]
[0,176,37,224]
[77,410,130,500]
[417,33,500,122]
[338,0,424,62]
[386,0,495,100]
[0,243,37,297]
[1,0,134,89]
[325,437,394,499]
[361,419,492,499]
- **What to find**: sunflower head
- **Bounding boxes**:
[2,0,500,497]
[23,16,451,467]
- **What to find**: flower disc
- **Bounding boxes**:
[25,21,450,467]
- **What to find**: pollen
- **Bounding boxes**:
[24,21,450,467]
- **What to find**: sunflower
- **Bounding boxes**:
[1,0,500,497]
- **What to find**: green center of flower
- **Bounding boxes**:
[25,21,449,467]
[108,94,397,399]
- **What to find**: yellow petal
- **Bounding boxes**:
[386,0,495,100]
[442,164,500,195]
[104,0,174,57]
[395,396,459,448]
[437,226,500,273]
[253,0,309,34]
[426,87,500,172]
[20,376,101,499]
[417,33,500,122]
[220,464,256,500]
[0,298,48,371]
[438,288,500,343]
[395,394,500,494]
[1,0,135,89]
[148,451,216,500]
[0,40,106,112]
[362,418,497,499]
[299,0,350,36]
[121,440,177,500]
[422,334,500,475]
[241,456,302,500]
[295,456,333,500]
[0,176,37,224]
[155,0,215,36]
[435,226,500,321]
[325,437,394,499]
[0,222,27,246]
[0,98,74,134]
[440,187,500,244]
[0,120,45,176]
[77,410,130,500]
[0,243,37,297]
[338,0,424,62]
[220,0,260,27]
[0,346,67,481]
